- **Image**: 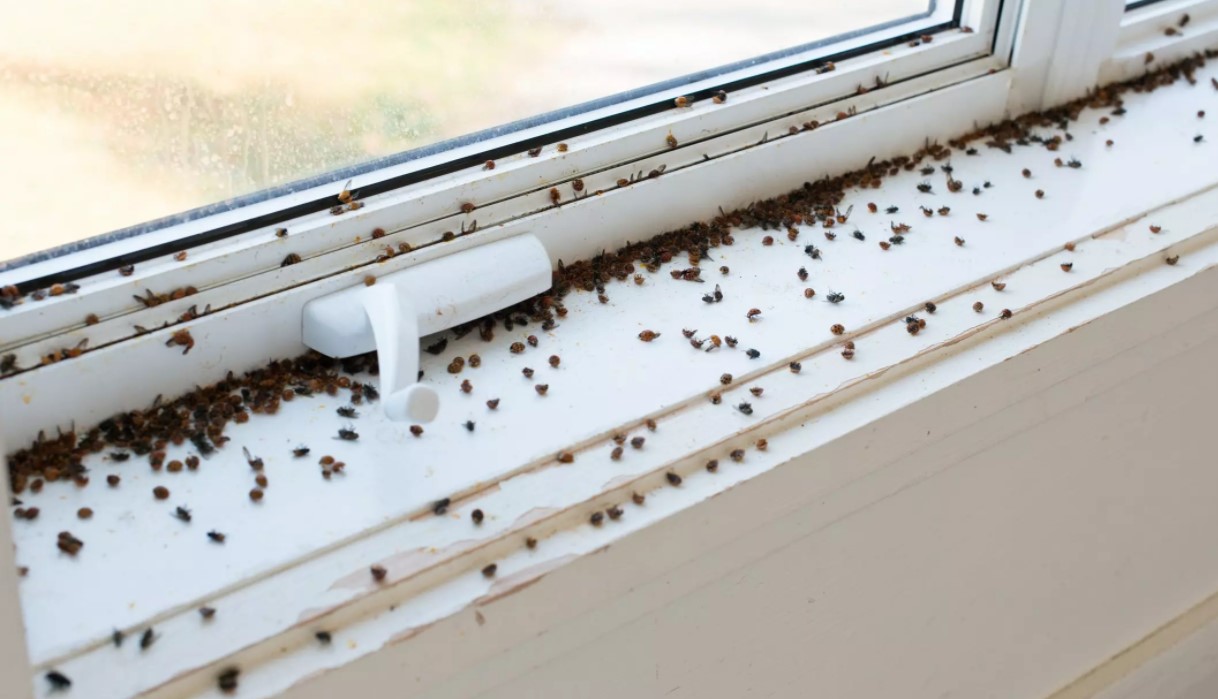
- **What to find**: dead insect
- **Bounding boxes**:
[666,133,679,148]
[745,348,760,359]
[976,213,988,222]
[242,446,263,471]
[371,564,388,582]
[916,181,933,193]
[666,472,683,486]
[218,667,240,693]
[631,436,646,449]
[281,252,302,267]
[937,206,950,216]
[925,301,937,313]
[200,606,217,619]
[535,384,549,396]
[973,301,985,313]
[826,291,845,304]
[460,379,473,393]
[471,508,484,525]
[730,449,745,462]
[1166,255,1180,265]
[638,330,661,342]
[486,398,500,410]
[337,406,359,418]
[736,402,753,415]
[789,361,802,373]
[954,236,965,246]
[140,627,157,651]
[610,446,623,461]
[1000,309,1013,319]
[991,281,1006,291]
[720,373,734,385]
[293,445,311,457]
[853,230,866,241]
[590,512,605,527]
[522,367,534,378]
[804,244,822,260]
[889,235,904,245]
[1195,134,1205,143]
[337,426,359,440]
[724,336,738,348]
[207,530,226,544]
[46,671,72,691]
[1022,168,1032,178]
[463,420,476,432]
[1150,225,1163,233]
[410,425,425,437]
[112,629,125,647]
[682,328,698,338]
[841,347,855,360]
[746,308,763,321]
[174,506,192,523]
[713,90,728,103]
[433,498,451,515]
[165,329,195,355]
[1061,262,1074,272]
[557,451,573,463]
[1067,158,1082,168]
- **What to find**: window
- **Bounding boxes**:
[6,0,1214,696]
[2,0,940,268]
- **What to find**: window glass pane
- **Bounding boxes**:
[0,0,930,263]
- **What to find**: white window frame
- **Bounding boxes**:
[4,0,1217,696]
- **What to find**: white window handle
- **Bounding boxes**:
[301,234,552,422]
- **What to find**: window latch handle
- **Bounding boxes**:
[301,233,552,422]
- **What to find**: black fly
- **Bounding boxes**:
[827,291,845,304]
[337,426,359,441]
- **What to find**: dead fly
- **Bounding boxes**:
[916,181,933,193]
[337,426,359,441]
[891,222,911,234]
[803,244,822,260]
[1067,158,1082,168]
[218,667,241,693]
[46,671,71,691]
[166,329,195,355]
[292,445,311,458]
[920,206,934,217]
[702,284,723,303]
[140,627,157,651]
[174,506,192,523]
[853,230,866,241]
[682,328,698,338]
[826,291,845,304]
[724,336,738,348]
[920,166,935,176]
[746,349,760,359]
[207,530,226,544]
[638,330,661,342]
[889,235,905,245]
[242,447,264,471]
[736,402,753,415]
[747,308,763,321]
[336,406,359,419]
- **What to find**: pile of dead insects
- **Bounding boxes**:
[6,52,1213,492]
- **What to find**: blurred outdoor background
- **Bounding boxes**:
[0,0,923,262]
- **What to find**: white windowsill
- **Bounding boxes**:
[5,53,1218,698]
